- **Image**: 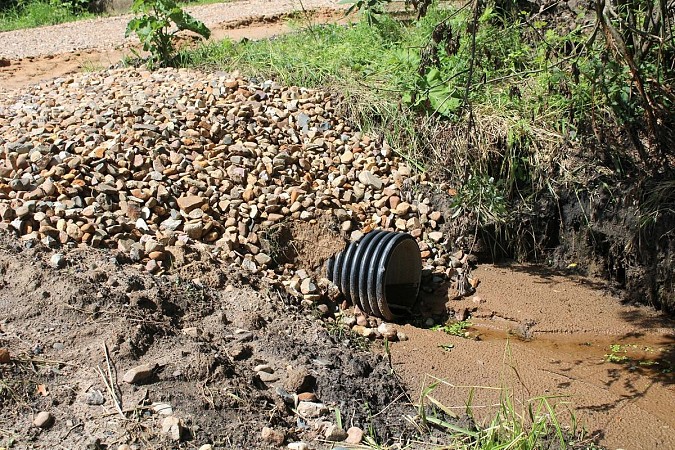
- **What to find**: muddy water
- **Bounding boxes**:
[391,264,675,450]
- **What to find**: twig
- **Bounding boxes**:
[297,0,319,41]
[369,392,409,418]
[62,422,84,440]
[97,343,125,419]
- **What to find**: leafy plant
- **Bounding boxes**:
[405,66,463,118]
[339,0,392,26]
[604,344,629,364]
[431,320,473,338]
[450,175,509,227]
[125,0,210,67]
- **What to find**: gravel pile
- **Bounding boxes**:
[0,68,474,323]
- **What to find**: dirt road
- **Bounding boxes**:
[0,0,345,93]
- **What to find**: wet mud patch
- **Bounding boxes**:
[392,263,675,450]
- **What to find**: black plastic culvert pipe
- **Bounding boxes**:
[326,230,422,321]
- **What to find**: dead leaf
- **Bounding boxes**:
[37,384,49,396]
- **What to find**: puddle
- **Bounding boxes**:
[472,321,674,379]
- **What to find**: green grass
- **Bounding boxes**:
[417,383,581,449]
[177,19,410,89]
[0,1,95,31]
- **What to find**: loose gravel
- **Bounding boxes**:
[0,67,474,325]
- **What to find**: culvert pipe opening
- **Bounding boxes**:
[326,230,422,321]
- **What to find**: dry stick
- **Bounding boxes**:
[297,0,318,41]
[103,343,124,417]
[97,343,125,419]
[461,0,481,184]
[461,0,480,112]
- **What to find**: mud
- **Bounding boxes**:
[552,188,675,315]
[394,263,675,450]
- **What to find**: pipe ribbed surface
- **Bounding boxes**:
[326,230,422,320]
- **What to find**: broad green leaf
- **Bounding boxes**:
[169,10,211,39]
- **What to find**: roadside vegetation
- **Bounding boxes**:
[0,0,95,31]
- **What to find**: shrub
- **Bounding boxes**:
[125,0,210,67]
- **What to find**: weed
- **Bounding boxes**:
[80,60,106,72]
[334,405,343,429]
[125,0,210,68]
[639,179,675,229]
[413,375,584,448]
[259,223,296,266]
[325,317,370,352]
[451,175,509,227]
[602,343,673,374]
[431,320,473,338]
[340,0,391,26]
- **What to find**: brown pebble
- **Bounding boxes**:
[148,251,164,260]
[33,411,54,428]
[0,347,10,363]
[346,426,364,444]
[297,392,317,402]
[122,363,156,384]
[261,426,285,446]
[284,367,315,394]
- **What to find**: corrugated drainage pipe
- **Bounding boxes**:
[325,230,422,321]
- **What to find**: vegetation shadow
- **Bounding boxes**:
[491,261,611,292]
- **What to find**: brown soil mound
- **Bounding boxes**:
[0,231,417,448]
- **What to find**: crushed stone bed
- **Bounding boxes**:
[0,67,474,330]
